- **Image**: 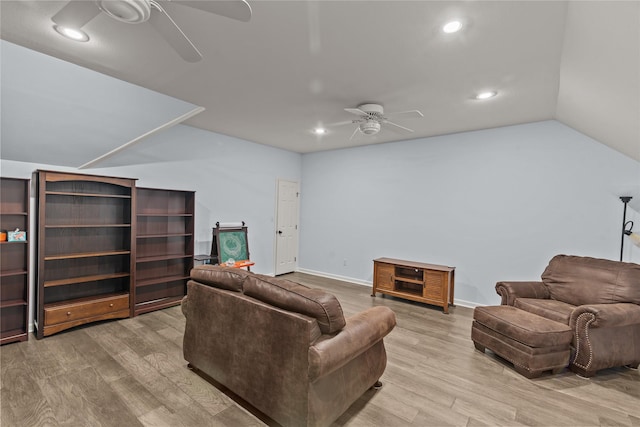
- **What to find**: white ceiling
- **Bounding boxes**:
[1,1,639,166]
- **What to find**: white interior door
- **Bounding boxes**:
[275,179,299,275]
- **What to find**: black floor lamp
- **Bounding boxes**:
[620,196,640,261]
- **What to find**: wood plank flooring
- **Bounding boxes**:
[1,272,639,426]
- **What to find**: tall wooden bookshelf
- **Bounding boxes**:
[134,187,194,315]
[0,177,30,344]
[34,171,136,338]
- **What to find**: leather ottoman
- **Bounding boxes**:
[471,305,573,378]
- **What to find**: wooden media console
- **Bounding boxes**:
[372,257,455,313]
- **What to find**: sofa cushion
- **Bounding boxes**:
[541,255,640,306]
[244,274,346,334]
[190,265,252,292]
[514,298,574,325]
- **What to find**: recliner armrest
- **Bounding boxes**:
[570,303,640,329]
[308,306,396,382]
[495,281,549,306]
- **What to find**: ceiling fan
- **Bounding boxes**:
[51,0,252,62]
[336,104,424,140]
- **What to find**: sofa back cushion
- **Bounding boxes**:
[190,265,251,292]
[244,274,346,334]
[541,255,640,306]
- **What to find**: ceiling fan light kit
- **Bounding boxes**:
[360,120,381,135]
[98,0,152,24]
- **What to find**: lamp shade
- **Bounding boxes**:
[629,232,640,248]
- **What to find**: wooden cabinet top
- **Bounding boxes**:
[374,257,455,272]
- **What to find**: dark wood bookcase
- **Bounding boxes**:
[0,177,30,344]
[34,171,136,338]
[134,187,194,315]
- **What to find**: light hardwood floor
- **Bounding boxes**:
[1,272,639,427]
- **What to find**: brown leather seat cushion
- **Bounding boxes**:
[474,305,572,348]
[514,298,574,325]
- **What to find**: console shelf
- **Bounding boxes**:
[372,257,455,313]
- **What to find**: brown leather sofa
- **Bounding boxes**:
[496,254,640,377]
[181,265,396,427]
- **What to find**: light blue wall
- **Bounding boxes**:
[1,124,302,276]
[0,40,199,167]
[3,120,639,309]
[299,120,640,306]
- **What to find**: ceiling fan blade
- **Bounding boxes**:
[148,6,202,62]
[349,126,360,140]
[325,120,354,128]
[385,109,424,118]
[384,120,414,133]
[52,1,101,28]
[345,108,367,116]
[170,0,252,22]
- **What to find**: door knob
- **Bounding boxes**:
[278,230,283,235]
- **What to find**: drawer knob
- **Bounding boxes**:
[66,311,71,316]
[109,303,114,307]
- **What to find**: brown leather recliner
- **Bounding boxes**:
[496,254,640,377]
[181,265,396,427]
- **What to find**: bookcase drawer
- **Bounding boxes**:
[44,294,129,326]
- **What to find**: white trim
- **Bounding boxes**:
[78,106,205,169]
[452,299,480,309]
[296,267,372,287]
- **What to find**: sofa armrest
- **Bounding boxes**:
[308,306,396,382]
[181,294,190,317]
[570,303,640,329]
[495,281,549,306]
[569,303,640,376]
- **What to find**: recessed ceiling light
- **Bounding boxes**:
[475,91,497,100]
[313,127,327,135]
[443,20,462,33]
[54,25,89,42]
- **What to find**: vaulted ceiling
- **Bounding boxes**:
[1,1,639,168]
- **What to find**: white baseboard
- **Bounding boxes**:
[452,299,479,309]
[296,268,479,309]
[296,268,372,288]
